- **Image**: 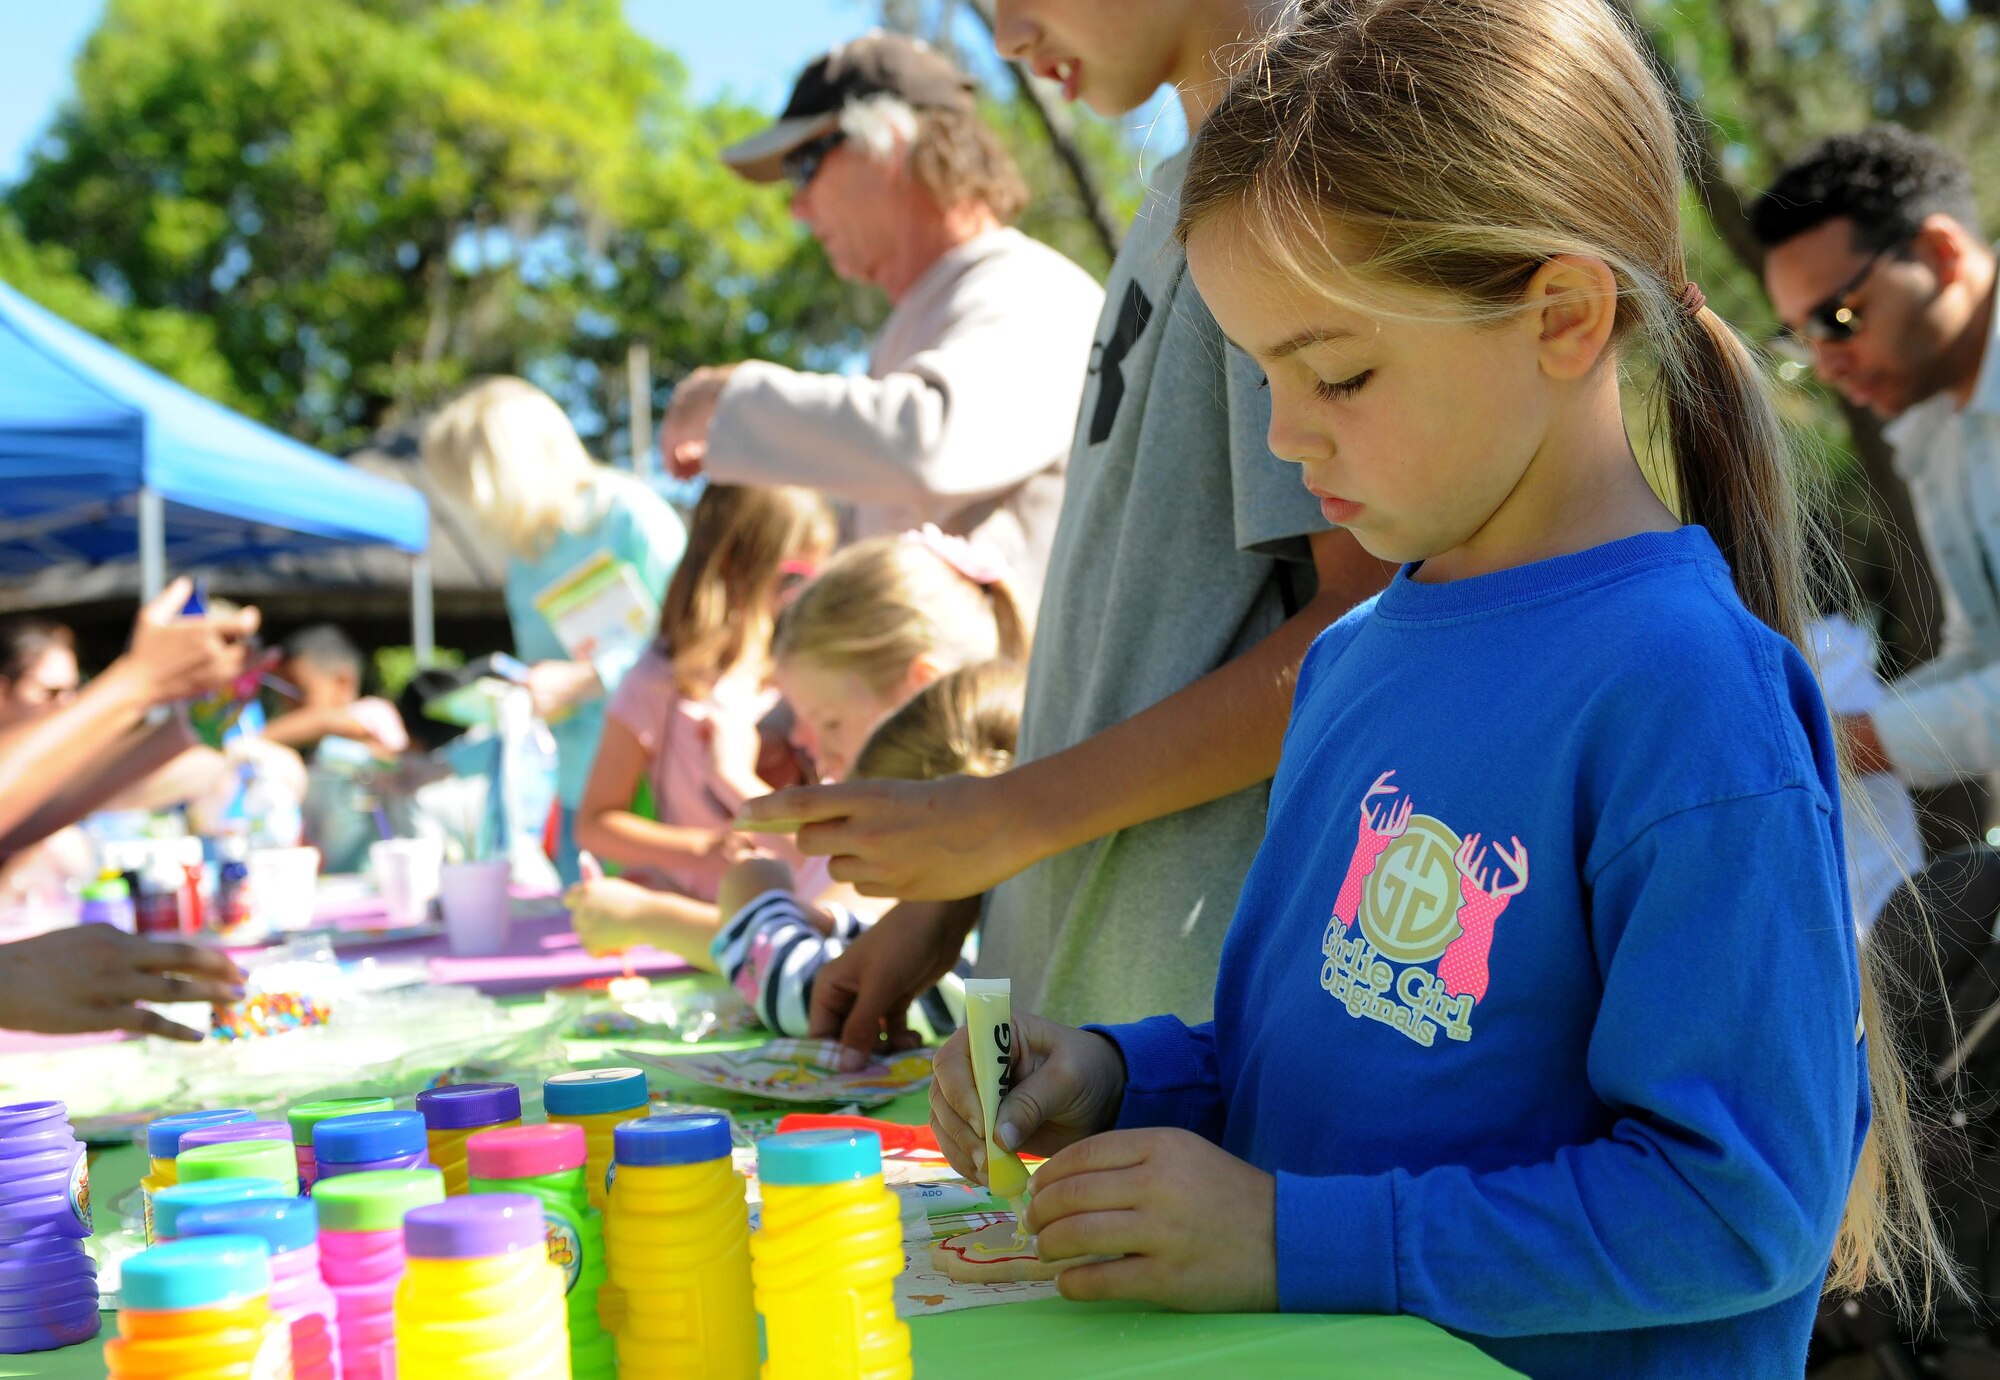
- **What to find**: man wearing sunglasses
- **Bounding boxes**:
[1754,125,2000,788]
[657,31,1102,608]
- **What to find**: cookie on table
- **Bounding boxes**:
[928,1219,1066,1284]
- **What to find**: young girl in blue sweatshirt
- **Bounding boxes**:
[930,1,1947,1374]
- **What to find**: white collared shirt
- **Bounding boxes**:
[1874,284,2000,784]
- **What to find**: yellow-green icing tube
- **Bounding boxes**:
[964,979,1031,1211]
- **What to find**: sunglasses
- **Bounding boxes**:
[1786,242,1902,346]
[782,130,846,192]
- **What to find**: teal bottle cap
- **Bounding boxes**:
[756,1129,882,1186]
[543,1068,648,1116]
[146,1109,254,1159]
[151,1180,293,1241]
[121,1235,271,1312]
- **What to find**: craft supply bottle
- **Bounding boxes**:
[140,1110,253,1244]
[78,872,135,930]
[606,1113,755,1380]
[288,1096,395,1192]
[313,1111,432,1182]
[150,1181,294,1245]
[0,1101,99,1353]
[177,1138,300,1195]
[313,1167,445,1380]
[394,1194,570,1380]
[415,1083,520,1196]
[178,1196,339,1380]
[467,1123,614,1378]
[177,1122,292,1156]
[105,1234,291,1379]
[751,1129,909,1380]
[543,1067,648,1212]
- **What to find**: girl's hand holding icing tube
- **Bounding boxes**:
[1028,1128,1278,1313]
[930,1009,1126,1182]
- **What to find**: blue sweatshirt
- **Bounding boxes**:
[1095,528,1868,1379]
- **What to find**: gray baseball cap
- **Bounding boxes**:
[721,30,979,183]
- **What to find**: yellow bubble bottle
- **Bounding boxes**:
[415,1083,521,1196]
[751,1130,909,1380]
[394,1193,570,1380]
[139,1111,253,1245]
[605,1114,755,1380]
[106,1235,292,1380]
[543,1068,647,1212]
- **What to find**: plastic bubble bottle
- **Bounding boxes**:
[466,1124,614,1378]
[415,1083,520,1196]
[395,1194,570,1380]
[543,1068,648,1212]
[178,1138,299,1195]
[0,1101,99,1353]
[313,1167,445,1380]
[151,1181,294,1245]
[141,1110,253,1242]
[751,1129,909,1380]
[179,1197,340,1380]
[313,1112,432,1181]
[105,1234,291,1379]
[287,1096,395,1192]
[606,1113,756,1380]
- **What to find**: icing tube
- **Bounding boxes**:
[963,978,1032,1227]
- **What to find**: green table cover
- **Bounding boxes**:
[0,978,1519,1378]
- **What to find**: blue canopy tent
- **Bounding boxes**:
[0,279,436,658]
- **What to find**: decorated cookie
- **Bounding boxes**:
[927,1219,1065,1284]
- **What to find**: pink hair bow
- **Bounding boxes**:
[903,523,1010,588]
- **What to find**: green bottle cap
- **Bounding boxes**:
[286,1096,395,1146]
[176,1138,298,1192]
[311,1168,447,1233]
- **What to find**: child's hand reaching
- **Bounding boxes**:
[1027,1128,1278,1313]
[565,875,662,956]
[930,1010,1126,1181]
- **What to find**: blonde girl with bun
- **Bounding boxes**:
[925,2,1955,1375]
[422,376,688,882]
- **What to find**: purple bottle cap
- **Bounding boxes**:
[403,1194,545,1260]
[176,1121,291,1154]
[415,1083,521,1131]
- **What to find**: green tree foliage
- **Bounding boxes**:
[6,0,859,453]
[0,208,247,406]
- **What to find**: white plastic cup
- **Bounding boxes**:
[437,859,511,957]
[370,837,444,926]
[246,846,320,933]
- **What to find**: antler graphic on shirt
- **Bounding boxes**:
[1330,771,1415,935]
[1436,833,1528,1004]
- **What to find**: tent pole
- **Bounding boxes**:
[138,488,166,602]
[412,553,436,668]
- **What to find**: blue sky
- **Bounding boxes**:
[0,1,1180,186]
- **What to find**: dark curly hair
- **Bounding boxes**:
[1750,125,1980,253]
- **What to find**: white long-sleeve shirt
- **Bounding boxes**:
[1872,293,2000,785]
[703,227,1103,608]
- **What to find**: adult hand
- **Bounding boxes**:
[120,577,259,704]
[1028,1128,1278,1313]
[526,659,600,720]
[738,774,1043,899]
[807,899,979,1066]
[701,830,763,868]
[658,364,740,480]
[0,925,246,1041]
[930,1009,1126,1182]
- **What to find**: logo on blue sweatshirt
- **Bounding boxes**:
[1318,771,1530,1047]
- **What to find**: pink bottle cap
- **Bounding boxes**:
[465,1123,585,1181]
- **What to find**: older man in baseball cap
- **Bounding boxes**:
[660,31,1102,606]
